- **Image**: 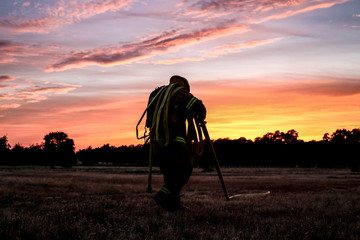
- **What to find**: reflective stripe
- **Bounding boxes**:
[161,186,171,195]
[186,97,197,110]
[173,136,186,144]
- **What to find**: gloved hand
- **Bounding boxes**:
[197,113,206,123]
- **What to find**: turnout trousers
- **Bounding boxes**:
[154,141,194,196]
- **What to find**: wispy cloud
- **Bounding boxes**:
[0,40,20,63]
[0,103,21,110]
[0,0,138,33]
[0,75,15,83]
[0,39,63,65]
[1,86,79,103]
[154,37,285,65]
[155,57,205,65]
[45,0,348,71]
[252,0,349,24]
[194,75,360,98]
[277,77,360,97]
[0,77,82,111]
[203,37,285,58]
[46,22,247,71]
[177,0,349,23]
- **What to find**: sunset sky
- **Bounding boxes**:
[1,0,359,150]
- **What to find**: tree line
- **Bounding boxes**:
[210,129,360,171]
[1,128,359,171]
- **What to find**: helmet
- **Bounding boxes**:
[169,75,190,91]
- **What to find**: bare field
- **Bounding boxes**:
[0,167,359,239]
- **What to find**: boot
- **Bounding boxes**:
[153,187,187,211]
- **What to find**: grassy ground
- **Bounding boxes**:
[0,167,359,239]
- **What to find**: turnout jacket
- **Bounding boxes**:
[146,84,206,146]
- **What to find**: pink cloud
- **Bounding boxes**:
[0,75,15,83]
[178,0,349,23]
[0,0,137,33]
[154,37,284,64]
[0,80,80,107]
[0,103,21,110]
[47,23,247,71]
[12,86,77,102]
[252,0,349,23]
[155,57,205,65]
[0,57,16,63]
[0,40,64,67]
[177,0,301,19]
[203,37,284,58]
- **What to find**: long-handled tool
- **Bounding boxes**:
[199,122,271,200]
[145,120,270,200]
[146,144,153,193]
[199,121,230,200]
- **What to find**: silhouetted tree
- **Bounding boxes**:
[0,135,11,165]
[28,143,43,151]
[350,128,360,143]
[255,132,274,144]
[322,133,330,142]
[12,143,24,151]
[10,143,25,165]
[255,130,299,144]
[236,137,253,144]
[43,131,76,168]
[26,143,46,165]
[77,146,99,166]
[325,128,360,172]
[283,129,300,144]
[2,127,359,169]
[330,129,351,144]
[0,135,11,151]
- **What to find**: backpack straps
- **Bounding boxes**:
[136,86,167,142]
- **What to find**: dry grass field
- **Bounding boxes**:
[0,167,359,239]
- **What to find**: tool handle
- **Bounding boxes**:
[200,121,230,201]
[147,144,153,193]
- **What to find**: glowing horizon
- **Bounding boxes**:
[1,0,359,150]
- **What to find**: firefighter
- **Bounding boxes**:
[146,75,206,211]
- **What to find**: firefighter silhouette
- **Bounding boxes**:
[145,75,206,211]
